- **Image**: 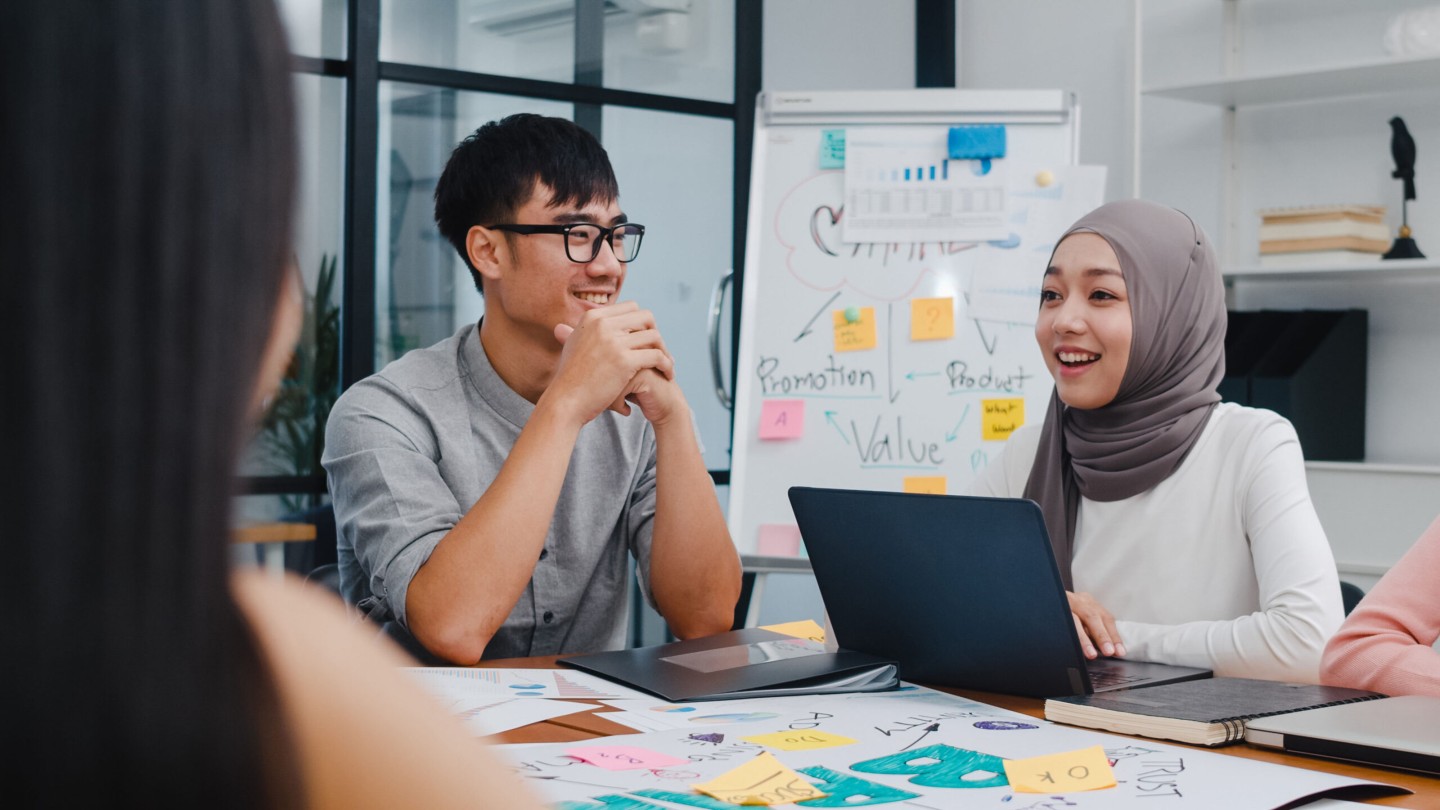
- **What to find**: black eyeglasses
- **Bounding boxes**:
[488,222,645,263]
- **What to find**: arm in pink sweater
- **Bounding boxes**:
[1321,515,1440,697]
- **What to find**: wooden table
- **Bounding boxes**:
[486,656,1438,808]
[231,521,315,576]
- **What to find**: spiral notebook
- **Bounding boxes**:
[1044,677,1385,747]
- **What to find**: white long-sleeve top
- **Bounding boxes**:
[970,402,1344,683]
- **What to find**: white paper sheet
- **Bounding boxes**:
[497,687,1400,808]
[401,667,649,701]
[843,128,1011,244]
[967,165,1108,326]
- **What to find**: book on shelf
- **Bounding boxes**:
[1258,204,1385,225]
[1256,204,1392,261]
[1256,249,1386,268]
[1260,235,1391,255]
[1259,219,1391,243]
[1043,677,1386,747]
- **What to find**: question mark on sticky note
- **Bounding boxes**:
[911,297,954,341]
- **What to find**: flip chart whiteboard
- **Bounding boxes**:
[729,89,1096,555]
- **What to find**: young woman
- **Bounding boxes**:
[1323,518,1440,696]
[2,3,541,806]
[971,199,1344,683]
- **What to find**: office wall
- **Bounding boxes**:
[762,0,916,92]
[958,0,1134,201]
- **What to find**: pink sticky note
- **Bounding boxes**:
[757,524,802,557]
[758,399,805,440]
[564,745,688,772]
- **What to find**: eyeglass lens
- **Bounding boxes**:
[566,224,643,263]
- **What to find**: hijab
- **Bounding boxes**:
[1022,199,1227,589]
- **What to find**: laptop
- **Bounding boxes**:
[1245,695,1440,776]
[787,487,1212,698]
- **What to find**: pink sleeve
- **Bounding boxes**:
[1321,515,1440,697]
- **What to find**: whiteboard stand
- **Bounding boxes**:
[738,554,815,628]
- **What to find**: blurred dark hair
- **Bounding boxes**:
[1,1,301,805]
[433,113,619,293]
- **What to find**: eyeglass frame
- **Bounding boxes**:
[486,222,646,264]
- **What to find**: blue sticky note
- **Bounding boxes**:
[948,125,1006,160]
[820,129,845,169]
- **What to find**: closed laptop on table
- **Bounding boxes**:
[1245,695,1440,775]
[787,487,1211,698]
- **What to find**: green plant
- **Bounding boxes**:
[260,253,340,513]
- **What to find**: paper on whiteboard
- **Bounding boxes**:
[843,127,1010,244]
[967,165,1108,326]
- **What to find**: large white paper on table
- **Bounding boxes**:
[434,695,595,737]
[844,127,1010,244]
[402,667,649,701]
[497,687,1401,808]
[967,165,1108,326]
[596,684,1036,733]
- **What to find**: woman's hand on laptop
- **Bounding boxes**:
[1068,591,1127,660]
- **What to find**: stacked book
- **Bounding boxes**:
[1258,204,1391,267]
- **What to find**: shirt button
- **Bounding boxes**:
[539,548,549,560]
[543,611,555,624]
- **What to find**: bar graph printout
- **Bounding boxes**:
[843,128,1010,244]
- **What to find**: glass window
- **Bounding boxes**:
[382,0,575,82]
[603,106,734,470]
[241,73,346,485]
[375,83,572,367]
[232,494,334,574]
[277,0,348,59]
[604,0,734,103]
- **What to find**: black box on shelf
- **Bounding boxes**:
[1221,310,1298,406]
[1226,309,1367,461]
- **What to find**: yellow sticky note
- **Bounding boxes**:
[1003,746,1116,794]
[910,297,955,340]
[981,398,1024,440]
[742,729,857,751]
[693,751,828,805]
[833,307,877,352]
[903,476,947,495]
[759,619,826,643]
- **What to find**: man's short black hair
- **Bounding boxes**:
[434,113,620,294]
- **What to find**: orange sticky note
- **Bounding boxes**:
[758,399,804,440]
[1003,745,1116,793]
[833,307,877,352]
[756,524,803,557]
[742,730,857,751]
[759,619,826,643]
[903,476,947,495]
[910,297,955,340]
[981,398,1024,440]
[693,751,828,805]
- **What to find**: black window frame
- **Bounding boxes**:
[245,0,955,499]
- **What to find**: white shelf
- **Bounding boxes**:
[1143,53,1440,108]
[1306,460,1440,477]
[1223,257,1440,282]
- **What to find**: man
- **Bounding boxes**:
[324,113,741,665]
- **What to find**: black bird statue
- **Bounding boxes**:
[1385,116,1424,259]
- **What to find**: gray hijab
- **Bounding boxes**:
[1022,199,1226,590]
